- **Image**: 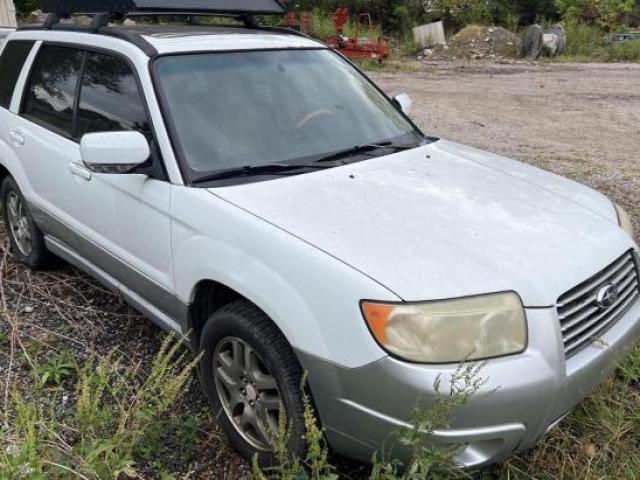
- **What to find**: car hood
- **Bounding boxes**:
[210,140,634,306]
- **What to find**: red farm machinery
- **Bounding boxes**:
[283,4,390,62]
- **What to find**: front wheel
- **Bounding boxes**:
[199,300,307,466]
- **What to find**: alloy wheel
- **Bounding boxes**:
[6,191,32,256]
[213,336,282,451]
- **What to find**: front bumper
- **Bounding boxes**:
[300,299,640,467]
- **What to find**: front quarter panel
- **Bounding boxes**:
[171,186,399,368]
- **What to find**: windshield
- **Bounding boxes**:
[154,49,424,183]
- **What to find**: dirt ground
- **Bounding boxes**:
[373,62,640,236]
[1,61,639,479]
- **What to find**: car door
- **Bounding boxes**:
[18,44,177,326]
[10,44,85,225]
[0,39,37,195]
[69,48,177,324]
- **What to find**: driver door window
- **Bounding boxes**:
[76,51,151,139]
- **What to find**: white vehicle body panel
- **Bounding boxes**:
[170,186,398,367]
[213,139,632,307]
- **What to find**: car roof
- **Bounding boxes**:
[126,25,324,54]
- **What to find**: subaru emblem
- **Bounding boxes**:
[596,283,619,310]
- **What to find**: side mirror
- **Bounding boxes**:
[80,131,150,174]
[393,93,413,116]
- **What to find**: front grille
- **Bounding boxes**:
[557,251,640,357]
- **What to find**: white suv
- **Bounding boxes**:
[1,2,639,469]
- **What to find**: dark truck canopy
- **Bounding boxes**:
[40,0,286,15]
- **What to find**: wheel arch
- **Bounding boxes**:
[186,278,312,359]
[0,163,9,185]
[188,279,244,346]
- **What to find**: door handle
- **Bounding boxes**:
[68,162,92,181]
[9,130,24,145]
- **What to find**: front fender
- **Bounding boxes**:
[171,186,399,368]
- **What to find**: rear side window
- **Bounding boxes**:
[22,45,84,136]
[0,40,35,109]
[76,51,149,138]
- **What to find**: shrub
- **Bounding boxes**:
[561,20,604,57]
[13,0,38,18]
[597,39,640,61]
[555,20,640,61]
[554,0,636,31]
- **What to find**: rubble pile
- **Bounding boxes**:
[419,25,522,62]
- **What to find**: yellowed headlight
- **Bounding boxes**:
[614,203,635,240]
[362,292,527,363]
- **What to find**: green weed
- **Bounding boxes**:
[251,388,339,480]
[0,334,201,480]
[34,350,75,387]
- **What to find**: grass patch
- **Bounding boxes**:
[3,315,640,479]
[0,335,203,479]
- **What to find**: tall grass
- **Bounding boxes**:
[554,21,640,62]
[0,335,201,479]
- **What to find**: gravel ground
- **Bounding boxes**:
[1,61,639,479]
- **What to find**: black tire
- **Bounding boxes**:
[199,299,306,467]
[1,176,57,269]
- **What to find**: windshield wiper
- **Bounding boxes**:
[315,142,421,164]
[192,163,333,184]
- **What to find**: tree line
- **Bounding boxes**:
[14,0,640,32]
[283,0,639,33]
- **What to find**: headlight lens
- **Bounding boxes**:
[361,292,527,363]
[614,203,634,239]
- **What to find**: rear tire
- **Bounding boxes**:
[1,176,56,269]
[199,300,306,467]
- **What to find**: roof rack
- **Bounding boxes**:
[39,0,286,16]
[31,0,286,30]
[18,0,305,56]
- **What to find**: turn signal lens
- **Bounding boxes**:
[614,203,635,240]
[361,292,527,363]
